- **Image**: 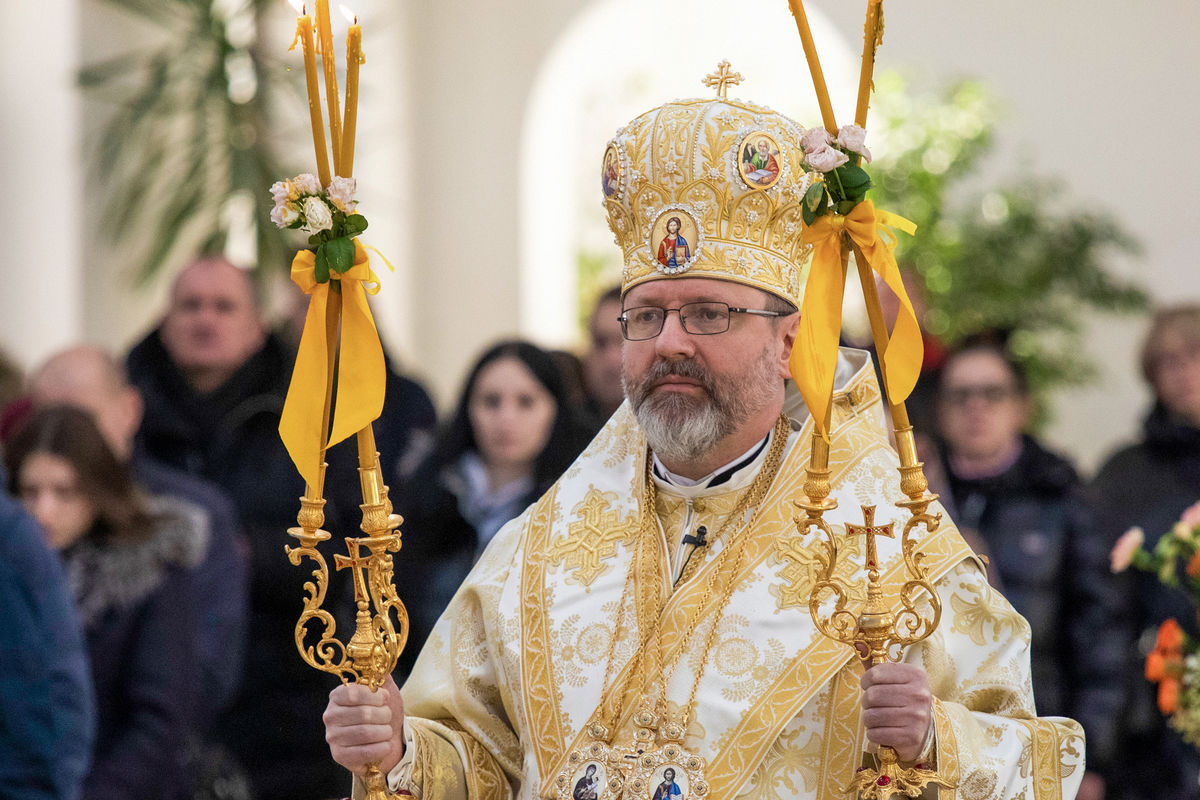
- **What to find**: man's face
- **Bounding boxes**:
[30,348,141,462]
[160,259,264,383]
[621,277,792,464]
[585,297,626,415]
[667,218,679,234]
[936,350,1028,461]
[757,139,768,155]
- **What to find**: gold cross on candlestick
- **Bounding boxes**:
[334,538,374,605]
[702,60,743,100]
[845,505,894,582]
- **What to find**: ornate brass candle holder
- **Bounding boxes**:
[803,490,948,799]
[286,426,409,800]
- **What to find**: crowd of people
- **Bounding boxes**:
[1,246,1198,800]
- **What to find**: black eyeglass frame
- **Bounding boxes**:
[617,301,791,341]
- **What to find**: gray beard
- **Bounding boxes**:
[625,347,779,465]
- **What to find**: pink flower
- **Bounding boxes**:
[1181,501,1200,528]
[836,124,872,163]
[326,175,358,213]
[292,173,322,195]
[801,127,831,152]
[1111,526,1144,573]
[269,180,291,206]
[804,144,849,173]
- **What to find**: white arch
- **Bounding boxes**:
[518,0,858,347]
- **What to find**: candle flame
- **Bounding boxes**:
[340,4,357,24]
[286,0,303,13]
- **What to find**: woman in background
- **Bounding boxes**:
[393,339,595,674]
[5,405,204,800]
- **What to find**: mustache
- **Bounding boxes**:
[641,358,712,387]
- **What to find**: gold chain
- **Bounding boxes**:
[588,414,791,739]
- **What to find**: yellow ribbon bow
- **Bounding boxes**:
[789,199,920,439]
[279,238,385,490]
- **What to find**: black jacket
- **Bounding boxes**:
[1091,404,1200,800]
[66,501,203,800]
[940,434,1128,773]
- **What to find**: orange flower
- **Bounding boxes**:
[1157,618,1185,652]
[1159,678,1181,715]
[1146,651,1166,681]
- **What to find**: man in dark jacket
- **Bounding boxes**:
[126,255,437,800]
[1093,304,1200,800]
[0,465,95,800]
[934,340,1127,800]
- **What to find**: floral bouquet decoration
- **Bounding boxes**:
[270,173,368,283]
[800,124,873,224]
[1111,501,1200,744]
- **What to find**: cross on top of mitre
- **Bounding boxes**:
[703,60,743,100]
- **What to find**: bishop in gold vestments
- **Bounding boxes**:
[324,84,1085,800]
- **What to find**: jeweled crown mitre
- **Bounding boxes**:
[603,63,815,307]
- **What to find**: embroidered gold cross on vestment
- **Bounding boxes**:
[548,489,639,587]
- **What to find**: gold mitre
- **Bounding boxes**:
[603,62,814,306]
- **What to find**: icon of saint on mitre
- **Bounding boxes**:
[651,209,700,273]
[738,131,782,189]
[602,144,622,198]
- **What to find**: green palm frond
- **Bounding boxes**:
[82,0,301,283]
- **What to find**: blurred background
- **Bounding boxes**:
[3,0,1197,470]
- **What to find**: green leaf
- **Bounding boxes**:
[803,182,827,213]
[343,214,369,235]
[314,246,331,284]
[325,237,356,273]
[836,200,859,216]
[836,164,872,195]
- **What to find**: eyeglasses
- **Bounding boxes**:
[619,301,791,341]
[941,384,1020,407]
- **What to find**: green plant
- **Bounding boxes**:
[80,0,298,283]
[867,72,1148,399]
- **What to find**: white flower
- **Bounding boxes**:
[270,203,300,228]
[664,160,679,174]
[801,127,831,152]
[301,196,334,235]
[326,176,357,213]
[707,167,722,180]
[746,210,760,223]
[292,173,322,195]
[805,144,849,173]
[736,255,751,270]
[836,124,872,163]
[269,180,291,206]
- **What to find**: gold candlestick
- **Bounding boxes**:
[807,504,948,799]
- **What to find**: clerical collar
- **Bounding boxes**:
[652,430,772,489]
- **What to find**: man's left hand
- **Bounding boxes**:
[861,662,933,762]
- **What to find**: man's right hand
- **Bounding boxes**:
[324,674,406,775]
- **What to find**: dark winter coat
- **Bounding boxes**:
[940,434,1128,774]
[64,499,204,800]
[1091,404,1200,800]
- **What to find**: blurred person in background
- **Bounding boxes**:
[392,340,594,676]
[933,338,1126,800]
[5,406,203,800]
[582,285,626,422]
[1093,303,1200,800]
[0,461,94,800]
[28,345,247,733]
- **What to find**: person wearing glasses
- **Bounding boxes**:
[321,84,1083,800]
[932,337,1125,800]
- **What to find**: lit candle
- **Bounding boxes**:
[315,0,343,178]
[854,0,883,128]
[289,3,331,186]
[341,6,362,178]
[787,0,838,134]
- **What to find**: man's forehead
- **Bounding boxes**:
[624,277,767,305]
[172,260,253,303]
